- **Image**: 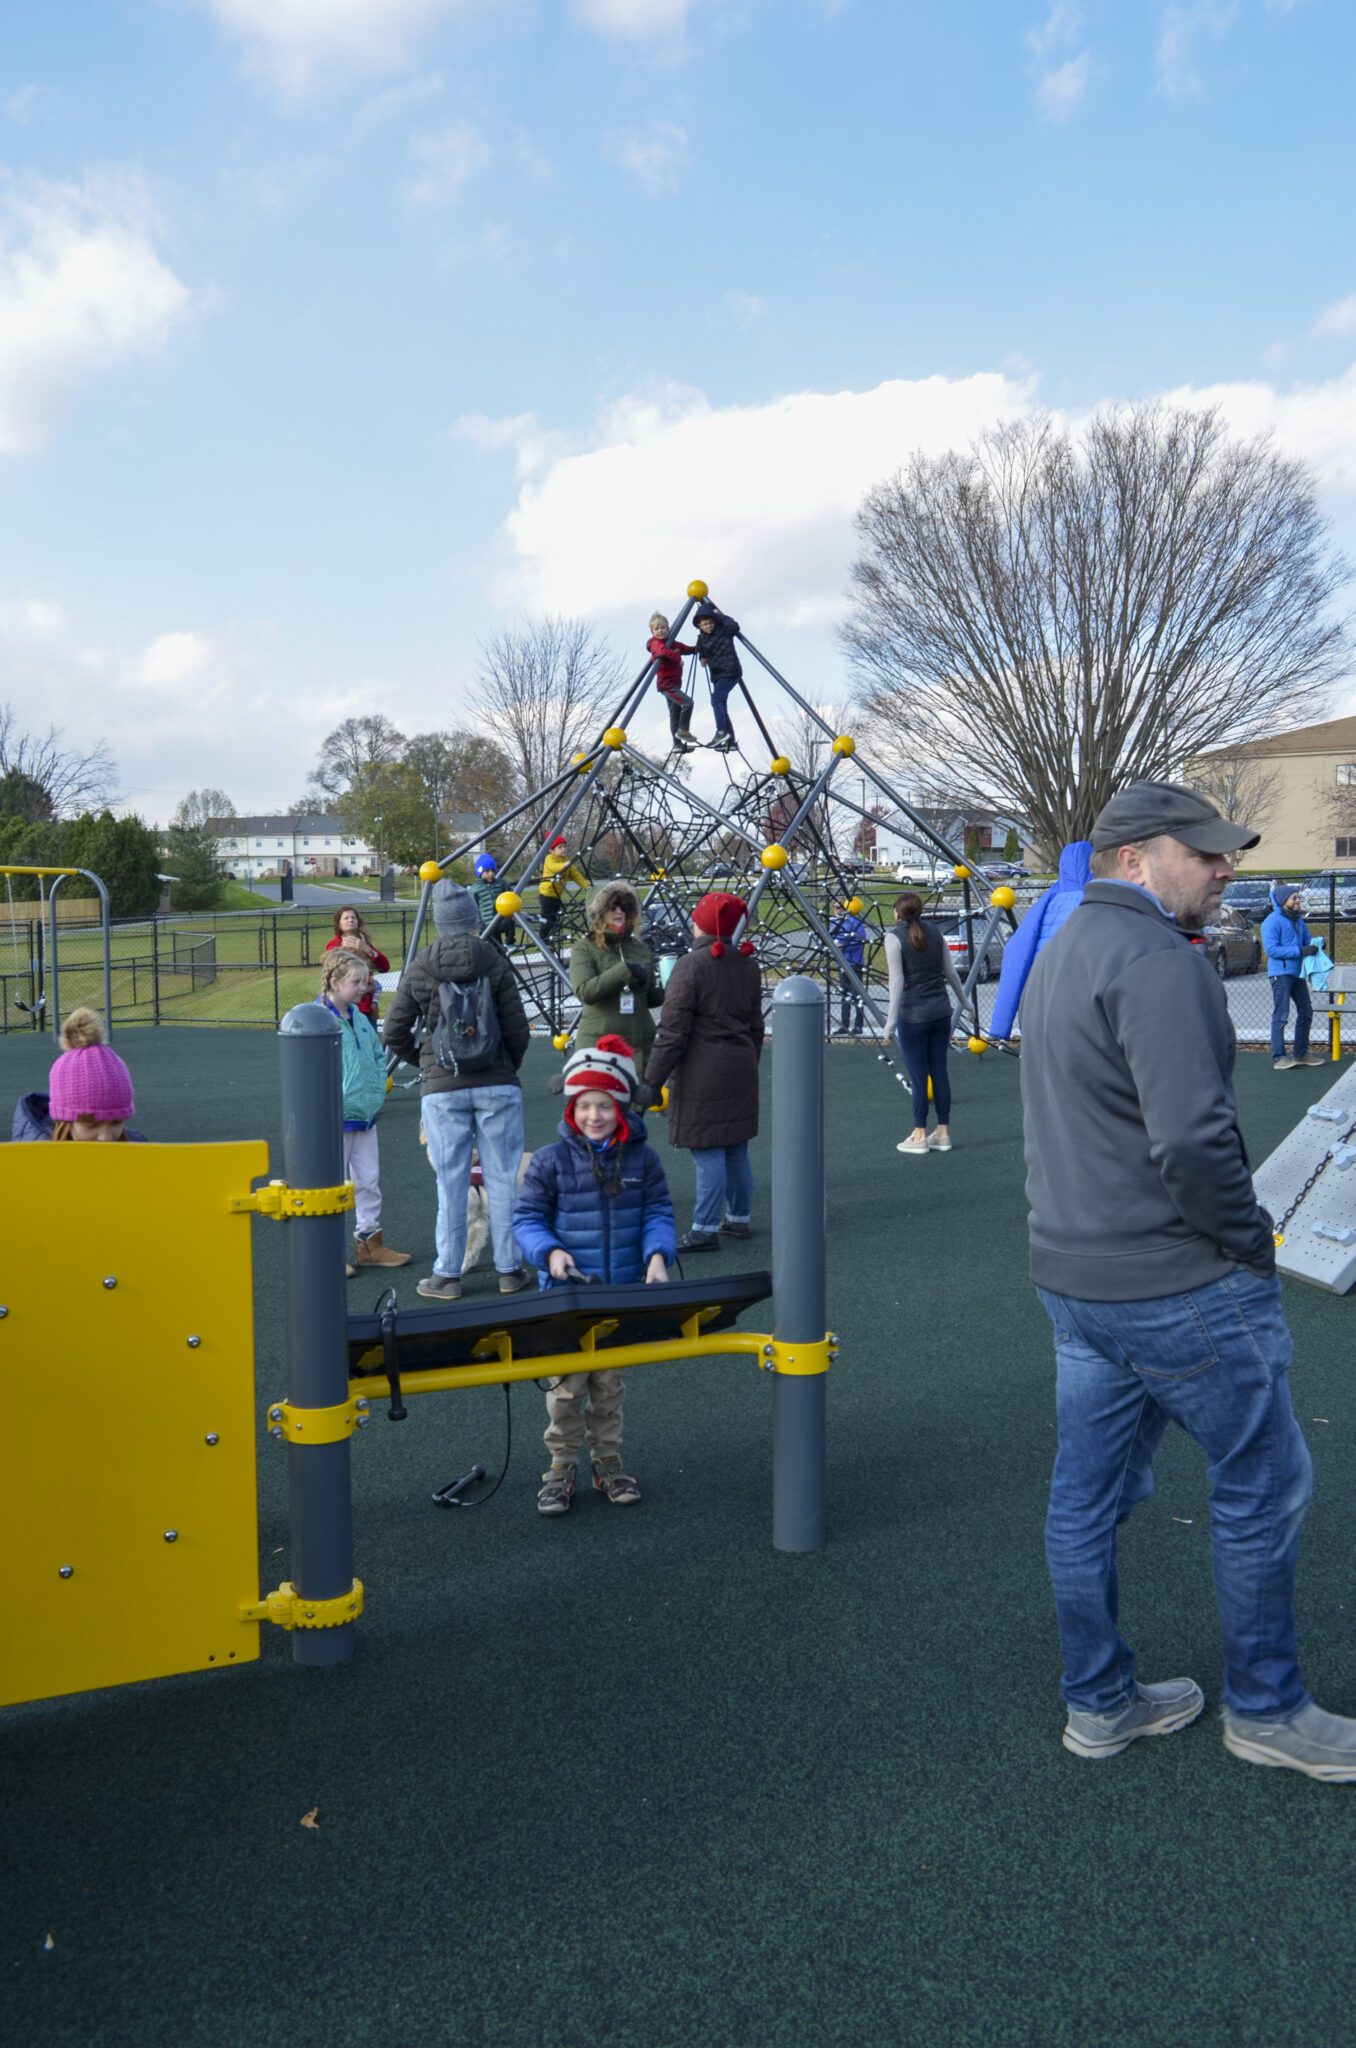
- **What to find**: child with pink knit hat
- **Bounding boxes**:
[12,1008,144,1142]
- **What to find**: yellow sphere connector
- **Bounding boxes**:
[552,1032,570,1053]
[991,885,1016,911]
[761,844,789,871]
[687,579,709,600]
[769,755,791,776]
[968,1036,988,1055]
[418,859,442,883]
[954,864,971,880]
[602,726,626,750]
[571,750,591,772]
[495,890,522,918]
[846,895,864,916]
[831,734,856,757]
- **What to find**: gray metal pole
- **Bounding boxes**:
[771,975,828,1552]
[279,1002,356,1666]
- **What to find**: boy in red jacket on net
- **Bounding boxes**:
[646,612,698,752]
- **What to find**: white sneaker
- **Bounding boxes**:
[927,1131,953,1152]
[896,1136,929,1155]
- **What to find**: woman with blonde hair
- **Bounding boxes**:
[568,882,665,1062]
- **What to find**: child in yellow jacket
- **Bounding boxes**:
[538,835,589,947]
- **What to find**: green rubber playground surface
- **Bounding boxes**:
[4,1027,1356,2048]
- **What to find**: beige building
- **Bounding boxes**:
[1189,714,1356,873]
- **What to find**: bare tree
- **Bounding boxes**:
[843,406,1350,856]
[472,617,623,794]
[1185,750,1283,848]
[308,714,407,800]
[0,702,117,815]
[172,787,236,830]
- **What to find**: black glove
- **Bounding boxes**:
[630,1079,661,1111]
[1302,942,1319,957]
[629,962,649,990]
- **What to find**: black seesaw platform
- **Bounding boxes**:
[346,1271,773,1378]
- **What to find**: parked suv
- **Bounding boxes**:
[1221,878,1273,921]
[1301,872,1356,914]
[921,913,1005,982]
[1188,907,1262,979]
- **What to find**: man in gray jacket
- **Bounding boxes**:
[1022,780,1356,1780]
[384,880,531,1302]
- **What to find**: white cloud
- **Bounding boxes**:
[353,68,446,134]
[405,122,492,205]
[202,0,468,94]
[1156,2,1235,101]
[0,170,193,456]
[1027,1,1083,57]
[1035,52,1091,119]
[0,603,415,817]
[727,292,767,329]
[603,121,687,196]
[572,0,694,36]
[463,359,1356,642]
[1313,295,1356,341]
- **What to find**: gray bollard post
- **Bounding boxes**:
[279,1002,356,1666]
[770,975,828,1552]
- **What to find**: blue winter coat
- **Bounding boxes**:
[829,911,869,970]
[989,841,1092,1040]
[1260,887,1313,980]
[513,1113,677,1286]
[11,1091,148,1142]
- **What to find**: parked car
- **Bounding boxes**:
[978,861,1029,879]
[1189,906,1262,979]
[922,913,1005,983]
[1300,872,1356,914]
[1221,878,1273,921]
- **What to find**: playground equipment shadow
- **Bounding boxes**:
[4,1030,1356,2048]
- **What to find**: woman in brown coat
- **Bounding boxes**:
[645,891,764,1251]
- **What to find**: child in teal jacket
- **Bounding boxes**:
[318,950,412,1274]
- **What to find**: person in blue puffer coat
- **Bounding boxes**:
[514,1034,676,1516]
[828,901,870,1035]
[988,842,1091,1043]
[1260,883,1324,1070]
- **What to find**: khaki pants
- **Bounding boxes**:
[543,1369,625,1467]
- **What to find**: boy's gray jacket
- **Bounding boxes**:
[383,932,530,1094]
[1020,880,1275,1301]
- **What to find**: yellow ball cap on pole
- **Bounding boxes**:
[760,844,789,870]
[831,734,856,757]
[418,860,442,883]
[968,1035,988,1055]
[769,755,791,776]
[687,579,709,599]
[602,726,626,749]
[495,890,522,917]
[953,864,971,880]
[571,750,591,772]
[991,885,1016,910]
[552,1032,570,1052]
[846,895,864,915]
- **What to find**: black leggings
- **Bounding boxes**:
[896,1018,951,1127]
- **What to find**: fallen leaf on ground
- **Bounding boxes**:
[44,1934,55,1952]
[1171,1516,1193,1525]
[300,1808,320,1830]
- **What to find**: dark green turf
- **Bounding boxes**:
[4,1027,1356,2047]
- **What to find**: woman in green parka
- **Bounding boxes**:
[568,883,665,1061]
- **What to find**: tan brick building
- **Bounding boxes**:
[1189,714,1356,873]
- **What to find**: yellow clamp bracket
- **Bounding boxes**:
[230,1178,355,1221]
[241,1579,365,1632]
[759,1335,837,1378]
[267,1396,365,1443]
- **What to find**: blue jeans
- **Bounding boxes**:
[422,1085,525,1277]
[708,673,738,740]
[896,1017,951,1126]
[1037,1269,1312,1719]
[691,1142,753,1232]
[1270,973,1311,1061]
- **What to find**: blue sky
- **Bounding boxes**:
[1,0,1354,818]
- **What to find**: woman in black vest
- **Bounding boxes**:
[881,892,967,1156]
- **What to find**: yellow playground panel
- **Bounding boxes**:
[1,1140,268,1708]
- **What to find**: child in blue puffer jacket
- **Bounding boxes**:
[514,1034,676,1516]
[1260,883,1324,1070]
[318,950,411,1276]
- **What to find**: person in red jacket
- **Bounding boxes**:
[324,905,389,1020]
[647,612,698,752]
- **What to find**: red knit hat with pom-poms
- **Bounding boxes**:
[693,891,746,938]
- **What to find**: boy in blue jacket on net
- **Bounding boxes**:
[514,1035,676,1515]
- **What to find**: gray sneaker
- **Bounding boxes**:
[417,1273,462,1301]
[1299,1053,1328,1067]
[1274,1056,1299,1071]
[1222,1701,1356,1781]
[1063,1677,1205,1759]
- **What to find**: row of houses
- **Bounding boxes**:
[205,812,488,881]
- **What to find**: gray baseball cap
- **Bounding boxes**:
[1091,780,1260,856]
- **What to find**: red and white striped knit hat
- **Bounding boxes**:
[562,1033,638,1105]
